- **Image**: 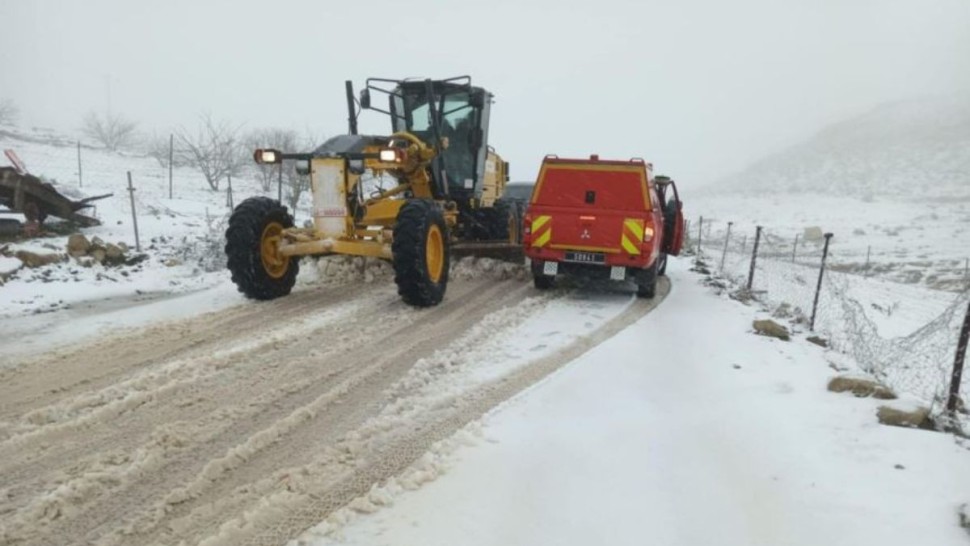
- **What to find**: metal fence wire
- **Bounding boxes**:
[692,220,970,427]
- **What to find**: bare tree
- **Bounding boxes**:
[284,163,313,211]
[0,99,19,126]
[175,114,245,191]
[247,128,300,192]
[81,111,138,151]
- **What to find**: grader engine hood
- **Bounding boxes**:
[312,134,387,156]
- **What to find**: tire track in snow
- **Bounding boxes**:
[0,281,374,421]
[0,273,556,546]
[192,279,669,546]
[0,283,402,545]
[86,280,530,546]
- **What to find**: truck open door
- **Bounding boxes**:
[657,177,685,256]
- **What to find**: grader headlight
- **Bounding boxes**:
[378,147,407,163]
[254,148,282,165]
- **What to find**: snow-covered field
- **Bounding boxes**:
[690,193,970,292]
[1,127,968,545]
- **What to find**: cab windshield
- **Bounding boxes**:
[392,86,478,189]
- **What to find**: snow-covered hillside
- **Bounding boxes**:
[717,97,970,200]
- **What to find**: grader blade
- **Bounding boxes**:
[450,241,525,263]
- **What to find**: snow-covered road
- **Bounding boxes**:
[0,265,667,546]
[298,259,970,546]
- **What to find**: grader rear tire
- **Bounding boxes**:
[488,198,520,243]
[392,199,449,307]
[225,197,299,300]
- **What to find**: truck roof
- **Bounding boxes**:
[532,155,655,211]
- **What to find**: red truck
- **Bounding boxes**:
[522,154,684,298]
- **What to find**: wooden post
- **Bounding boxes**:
[697,216,704,256]
[720,221,733,273]
[946,300,970,415]
[168,133,174,199]
[127,171,140,252]
[77,141,83,187]
[810,233,834,331]
[792,233,799,263]
[865,246,871,277]
[746,226,762,291]
[227,174,234,210]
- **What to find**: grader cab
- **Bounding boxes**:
[226,76,520,307]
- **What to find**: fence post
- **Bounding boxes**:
[227,174,234,210]
[809,232,834,331]
[697,216,704,256]
[168,133,174,199]
[77,141,83,187]
[720,221,733,272]
[792,233,799,263]
[746,226,762,291]
[947,299,970,415]
[864,246,871,277]
[126,171,141,252]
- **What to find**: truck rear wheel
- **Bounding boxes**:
[657,252,668,276]
[636,260,658,299]
[392,199,449,307]
[225,197,299,300]
[530,260,554,290]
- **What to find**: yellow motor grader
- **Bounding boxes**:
[226,76,521,307]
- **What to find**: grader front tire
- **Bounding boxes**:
[225,197,299,300]
[392,199,450,307]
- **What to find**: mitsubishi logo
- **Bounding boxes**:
[580,228,591,240]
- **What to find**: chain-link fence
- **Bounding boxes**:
[689,217,970,429]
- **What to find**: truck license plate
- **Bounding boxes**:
[564,251,606,264]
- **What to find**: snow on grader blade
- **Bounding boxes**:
[0,167,110,228]
[225,76,523,307]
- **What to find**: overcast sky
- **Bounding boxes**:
[2,0,968,184]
